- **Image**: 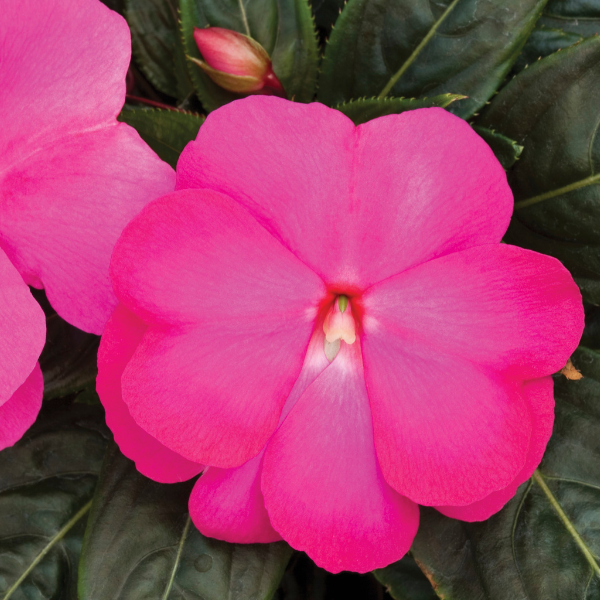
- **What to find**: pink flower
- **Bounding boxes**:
[0,248,45,450]
[0,0,175,335]
[191,27,286,97]
[97,97,584,573]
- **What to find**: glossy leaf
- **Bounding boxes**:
[31,290,100,401]
[336,94,464,126]
[79,444,293,600]
[409,346,600,599]
[481,36,600,302]
[539,0,600,37]
[125,0,195,100]
[0,401,109,600]
[179,0,319,111]
[512,26,584,73]
[118,107,204,169]
[317,0,548,118]
[473,126,524,171]
[373,554,437,600]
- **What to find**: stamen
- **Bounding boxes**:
[323,295,356,346]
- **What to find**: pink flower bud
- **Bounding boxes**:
[191,27,285,97]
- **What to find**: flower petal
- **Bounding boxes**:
[177,97,511,288]
[435,376,554,521]
[1,124,174,334]
[262,341,419,574]
[362,245,583,380]
[97,304,203,483]
[112,189,326,467]
[189,453,282,544]
[0,364,43,451]
[0,0,128,167]
[361,336,532,506]
[0,249,45,404]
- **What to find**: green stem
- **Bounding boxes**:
[238,0,251,36]
[161,516,191,600]
[3,500,93,600]
[378,0,462,99]
[533,470,600,578]
[515,173,600,209]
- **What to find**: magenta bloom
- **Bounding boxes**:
[98,97,584,573]
[0,248,45,450]
[0,0,174,334]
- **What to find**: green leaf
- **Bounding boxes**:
[473,126,524,171]
[0,401,109,600]
[317,0,548,118]
[125,0,195,100]
[179,0,319,111]
[480,36,600,303]
[513,26,584,73]
[79,444,293,600]
[30,291,99,401]
[336,94,464,126]
[539,0,600,37]
[118,107,205,168]
[373,554,437,600]
[409,346,600,599]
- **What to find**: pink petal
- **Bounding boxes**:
[361,337,532,507]
[362,245,583,380]
[177,97,511,288]
[0,249,45,404]
[0,0,175,334]
[188,325,331,544]
[97,304,203,483]
[189,453,282,544]
[111,189,326,467]
[262,341,419,574]
[0,363,43,451]
[0,0,128,167]
[435,376,554,521]
[1,124,174,334]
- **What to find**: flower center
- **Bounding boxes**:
[322,295,356,362]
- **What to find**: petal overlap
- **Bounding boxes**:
[262,341,419,573]
[111,189,326,467]
[177,97,512,288]
[97,304,204,483]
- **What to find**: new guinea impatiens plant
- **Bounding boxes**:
[97,96,584,573]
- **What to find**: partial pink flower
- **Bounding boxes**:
[0,0,175,335]
[0,248,45,450]
[191,27,286,97]
[98,97,584,573]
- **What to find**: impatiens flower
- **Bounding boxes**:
[0,0,175,335]
[0,248,45,450]
[97,97,584,573]
[190,27,286,97]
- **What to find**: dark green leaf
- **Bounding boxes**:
[480,36,600,302]
[373,554,437,600]
[125,0,195,100]
[336,94,464,126]
[512,26,584,73]
[473,126,524,170]
[539,0,600,37]
[118,107,204,168]
[30,291,100,401]
[317,0,548,118]
[179,0,319,111]
[100,0,124,12]
[0,401,109,600]
[79,444,292,600]
[410,346,600,599]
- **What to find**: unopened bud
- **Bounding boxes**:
[190,27,285,97]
